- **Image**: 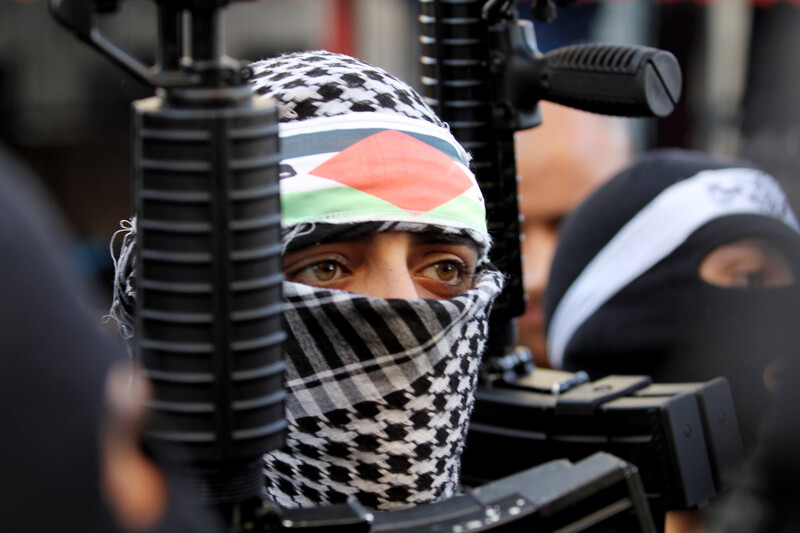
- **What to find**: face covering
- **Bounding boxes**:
[262,268,504,510]
[544,149,800,450]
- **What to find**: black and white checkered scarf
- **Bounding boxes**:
[250,50,446,128]
[262,268,504,510]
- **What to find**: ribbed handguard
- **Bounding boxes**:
[133,93,286,503]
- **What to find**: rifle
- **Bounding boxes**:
[419,1,742,528]
[50,0,286,527]
[418,0,681,377]
[48,1,708,531]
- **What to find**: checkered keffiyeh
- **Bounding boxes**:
[250,51,445,127]
[262,269,504,510]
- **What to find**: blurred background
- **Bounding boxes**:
[2,0,800,308]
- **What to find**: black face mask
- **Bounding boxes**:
[562,225,800,450]
[543,150,800,451]
[563,218,800,371]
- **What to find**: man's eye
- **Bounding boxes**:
[435,262,459,282]
[735,270,765,288]
[423,261,464,284]
[309,261,341,282]
[288,260,344,285]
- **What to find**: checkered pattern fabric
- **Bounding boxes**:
[262,268,504,510]
[250,51,445,127]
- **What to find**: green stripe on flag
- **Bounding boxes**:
[281,186,406,225]
[281,186,487,232]
[428,194,487,232]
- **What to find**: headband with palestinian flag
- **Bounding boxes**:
[278,113,490,253]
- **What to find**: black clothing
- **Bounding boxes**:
[0,147,220,533]
[543,149,800,450]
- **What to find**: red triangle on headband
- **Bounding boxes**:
[308,130,472,213]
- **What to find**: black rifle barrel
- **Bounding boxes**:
[50,0,287,509]
[418,0,681,362]
[420,0,526,344]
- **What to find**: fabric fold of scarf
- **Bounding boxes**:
[262,269,504,510]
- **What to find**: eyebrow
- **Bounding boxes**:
[313,229,479,253]
[409,232,480,253]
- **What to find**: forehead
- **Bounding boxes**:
[514,103,632,220]
[518,162,609,220]
[291,224,480,251]
[283,220,483,251]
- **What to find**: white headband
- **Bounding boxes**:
[547,167,800,368]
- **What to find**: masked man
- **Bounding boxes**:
[111,50,504,511]
[544,149,800,451]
